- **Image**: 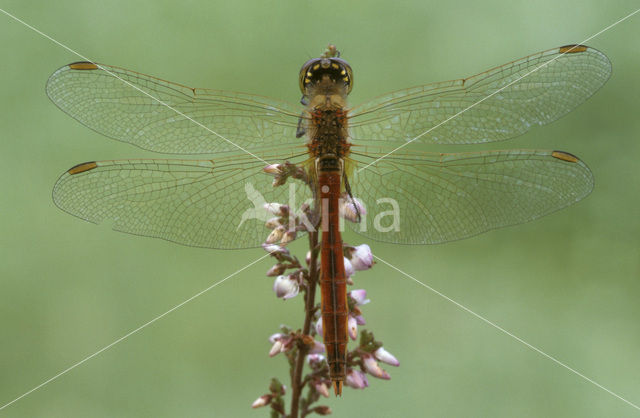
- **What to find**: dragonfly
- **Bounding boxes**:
[47,44,610,395]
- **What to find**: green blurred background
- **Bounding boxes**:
[1,1,639,416]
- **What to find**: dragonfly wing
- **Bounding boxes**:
[349,45,610,146]
[46,62,301,154]
[53,152,313,249]
[347,149,593,244]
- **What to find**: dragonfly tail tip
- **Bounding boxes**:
[333,380,343,396]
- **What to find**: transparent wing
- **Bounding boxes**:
[347,148,593,244]
[348,45,610,146]
[46,62,302,154]
[52,150,313,249]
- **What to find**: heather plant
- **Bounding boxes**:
[252,165,399,417]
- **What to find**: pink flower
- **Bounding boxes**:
[363,355,390,380]
[273,275,299,299]
[349,289,370,306]
[306,353,325,366]
[262,243,289,256]
[374,347,400,366]
[344,257,355,278]
[315,317,323,336]
[339,193,366,223]
[268,333,296,358]
[349,244,374,271]
[308,339,325,354]
[345,369,369,389]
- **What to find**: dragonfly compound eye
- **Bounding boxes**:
[299,57,353,95]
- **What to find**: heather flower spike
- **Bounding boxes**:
[257,196,398,414]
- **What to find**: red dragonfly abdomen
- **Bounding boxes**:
[318,167,348,396]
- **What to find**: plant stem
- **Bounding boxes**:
[289,230,319,418]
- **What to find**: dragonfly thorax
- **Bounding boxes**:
[306,104,350,162]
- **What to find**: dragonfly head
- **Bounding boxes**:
[299,55,353,97]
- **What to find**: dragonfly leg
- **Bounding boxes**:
[342,172,361,223]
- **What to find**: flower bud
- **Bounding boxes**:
[263,203,289,216]
[266,225,286,244]
[280,229,297,244]
[345,369,369,389]
[313,405,332,415]
[374,346,400,367]
[363,355,390,379]
[263,164,283,174]
[315,317,323,336]
[269,339,284,357]
[265,217,283,229]
[307,353,325,365]
[314,382,330,398]
[262,243,288,256]
[349,289,370,306]
[264,202,283,215]
[266,264,286,277]
[339,194,366,223]
[308,339,325,354]
[348,315,358,340]
[251,394,271,408]
[273,275,299,299]
[344,257,355,278]
[349,244,374,271]
[305,251,311,265]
